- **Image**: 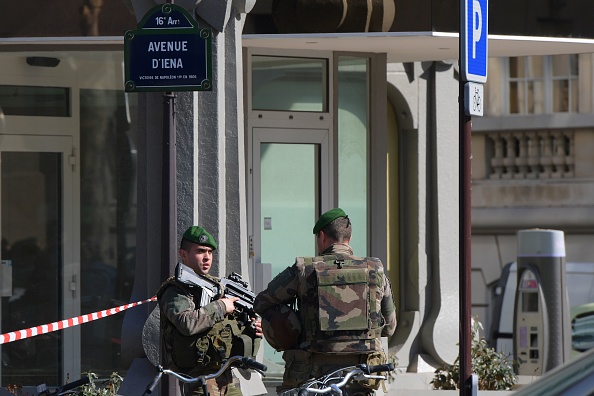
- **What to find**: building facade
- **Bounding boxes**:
[1,0,594,392]
[472,53,594,344]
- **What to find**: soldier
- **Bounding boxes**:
[254,208,397,395]
[158,226,263,396]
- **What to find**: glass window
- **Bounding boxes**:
[79,89,137,376]
[508,56,544,114]
[0,51,138,384]
[259,142,318,278]
[0,85,70,117]
[552,54,578,113]
[508,55,578,114]
[1,151,63,386]
[259,142,318,367]
[251,56,328,112]
[337,56,369,255]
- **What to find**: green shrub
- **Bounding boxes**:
[79,372,123,396]
[431,319,517,390]
[4,372,121,396]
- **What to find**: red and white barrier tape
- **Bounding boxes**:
[0,296,157,345]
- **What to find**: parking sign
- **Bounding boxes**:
[461,0,488,83]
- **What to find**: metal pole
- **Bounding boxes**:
[459,88,473,396]
[162,90,177,284]
[161,7,176,396]
[459,0,473,392]
[161,91,177,395]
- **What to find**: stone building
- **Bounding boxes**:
[1,0,594,392]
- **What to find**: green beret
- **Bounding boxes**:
[313,208,348,234]
[182,226,218,250]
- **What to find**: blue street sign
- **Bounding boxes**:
[124,4,212,92]
[461,0,488,83]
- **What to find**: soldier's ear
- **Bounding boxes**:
[179,248,187,262]
[318,230,332,252]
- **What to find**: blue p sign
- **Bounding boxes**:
[462,0,488,83]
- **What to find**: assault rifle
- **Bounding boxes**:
[175,262,257,321]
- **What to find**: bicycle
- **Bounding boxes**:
[143,356,268,396]
[278,362,394,396]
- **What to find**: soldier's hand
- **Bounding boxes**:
[221,296,240,314]
[252,317,263,337]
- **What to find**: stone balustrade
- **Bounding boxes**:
[487,130,574,179]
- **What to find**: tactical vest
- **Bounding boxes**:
[295,254,386,353]
[157,278,260,371]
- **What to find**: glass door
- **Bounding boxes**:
[0,135,78,386]
[249,127,331,368]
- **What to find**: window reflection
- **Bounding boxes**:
[79,89,137,376]
[508,55,578,114]
[0,85,70,117]
[337,56,369,255]
[1,152,62,385]
[252,55,328,112]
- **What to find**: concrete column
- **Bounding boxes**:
[419,61,461,367]
[119,1,252,393]
[186,7,248,279]
[386,60,460,372]
[386,61,428,372]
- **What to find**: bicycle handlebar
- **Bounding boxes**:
[290,362,395,396]
[200,356,267,382]
[363,362,395,374]
[144,371,163,395]
[143,356,267,395]
[240,357,267,373]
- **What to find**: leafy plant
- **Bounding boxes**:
[431,319,517,390]
[79,372,123,396]
[3,372,121,396]
[5,384,25,396]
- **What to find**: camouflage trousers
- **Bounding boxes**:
[180,368,242,396]
[278,350,387,396]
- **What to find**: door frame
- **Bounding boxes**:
[247,127,334,285]
[245,48,337,283]
[0,49,132,383]
[0,134,81,382]
[0,52,87,382]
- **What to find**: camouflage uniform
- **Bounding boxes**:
[158,276,243,396]
[254,243,397,395]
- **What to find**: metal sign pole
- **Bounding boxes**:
[460,0,474,393]
[123,1,211,394]
[459,0,487,393]
[161,0,177,287]
[162,89,176,282]
[459,74,473,395]
[161,4,176,396]
[161,89,176,396]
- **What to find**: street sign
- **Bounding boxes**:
[124,4,212,92]
[461,0,488,83]
[464,82,483,116]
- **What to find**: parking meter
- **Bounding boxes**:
[513,229,571,375]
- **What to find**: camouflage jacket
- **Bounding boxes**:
[158,275,261,371]
[158,276,227,337]
[157,276,227,370]
[254,243,397,353]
